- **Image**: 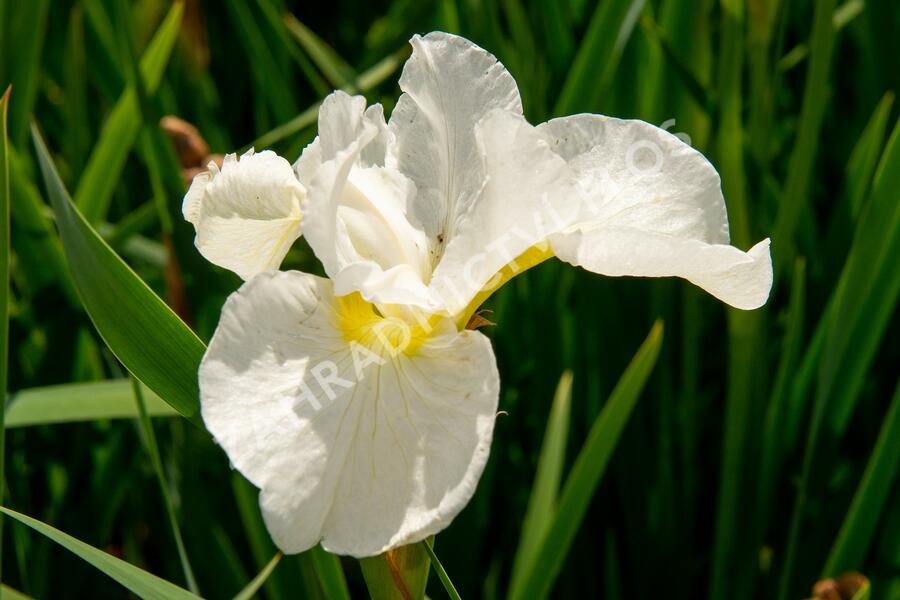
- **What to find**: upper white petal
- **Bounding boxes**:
[428,109,577,315]
[183,149,304,280]
[388,31,523,261]
[200,270,499,557]
[540,115,772,309]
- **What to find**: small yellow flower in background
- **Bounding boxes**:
[183,31,772,558]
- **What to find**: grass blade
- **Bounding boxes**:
[249,47,407,150]
[233,553,282,600]
[823,379,900,575]
[309,546,351,600]
[283,14,358,88]
[507,370,573,599]
[553,0,646,115]
[0,507,201,600]
[0,83,10,588]
[6,380,178,428]
[131,378,198,593]
[74,1,184,224]
[509,321,664,600]
[32,125,205,421]
[771,0,838,276]
[422,538,462,600]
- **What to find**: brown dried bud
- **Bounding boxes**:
[808,572,869,600]
[160,115,210,168]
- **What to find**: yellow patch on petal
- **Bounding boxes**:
[335,292,436,356]
[455,243,554,329]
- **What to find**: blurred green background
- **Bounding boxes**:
[1,0,899,598]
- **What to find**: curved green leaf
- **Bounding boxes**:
[0,507,201,600]
[509,321,664,600]
[32,126,204,421]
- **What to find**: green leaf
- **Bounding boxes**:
[132,378,198,593]
[509,321,664,600]
[0,507,201,600]
[553,0,646,115]
[823,379,900,575]
[0,83,10,586]
[233,553,283,600]
[508,370,573,599]
[284,14,358,88]
[771,0,838,275]
[309,545,351,600]
[73,1,184,224]
[32,125,205,421]
[0,584,35,600]
[250,46,407,151]
[421,538,461,600]
[6,380,178,428]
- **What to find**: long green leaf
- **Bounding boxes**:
[283,14,358,88]
[823,379,900,575]
[0,584,35,600]
[508,370,573,599]
[771,0,838,275]
[309,545,351,600]
[6,380,178,428]
[509,321,664,600]
[132,378,198,593]
[74,1,184,224]
[553,0,646,115]
[0,507,201,600]
[422,539,461,600]
[233,553,283,600]
[32,125,205,420]
[0,83,10,588]
[249,46,407,150]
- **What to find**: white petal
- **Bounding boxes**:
[294,91,390,187]
[551,229,772,309]
[183,150,304,280]
[388,32,523,257]
[540,115,772,309]
[537,114,730,244]
[200,271,499,557]
[429,109,577,315]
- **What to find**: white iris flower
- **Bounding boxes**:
[183,32,772,558]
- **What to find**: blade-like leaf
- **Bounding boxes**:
[823,379,900,575]
[0,507,201,600]
[32,125,205,420]
[132,378,198,593]
[553,0,646,115]
[508,370,573,599]
[233,553,283,600]
[74,1,184,224]
[509,321,664,600]
[0,83,10,586]
[309,545,351,600]
[422,538,461,600]
[283,14,357,88]
[6,380,178,428]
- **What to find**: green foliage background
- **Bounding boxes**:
[1,0,899,598]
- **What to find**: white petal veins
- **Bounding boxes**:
[183,149,305,280]
[199,271,499,557]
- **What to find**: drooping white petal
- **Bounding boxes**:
[429,109,578,315]
[551,230,772,309]
[388,32,523,259]
[200,270,499,557]
[539,115,772,309]
[183,150,304,280]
